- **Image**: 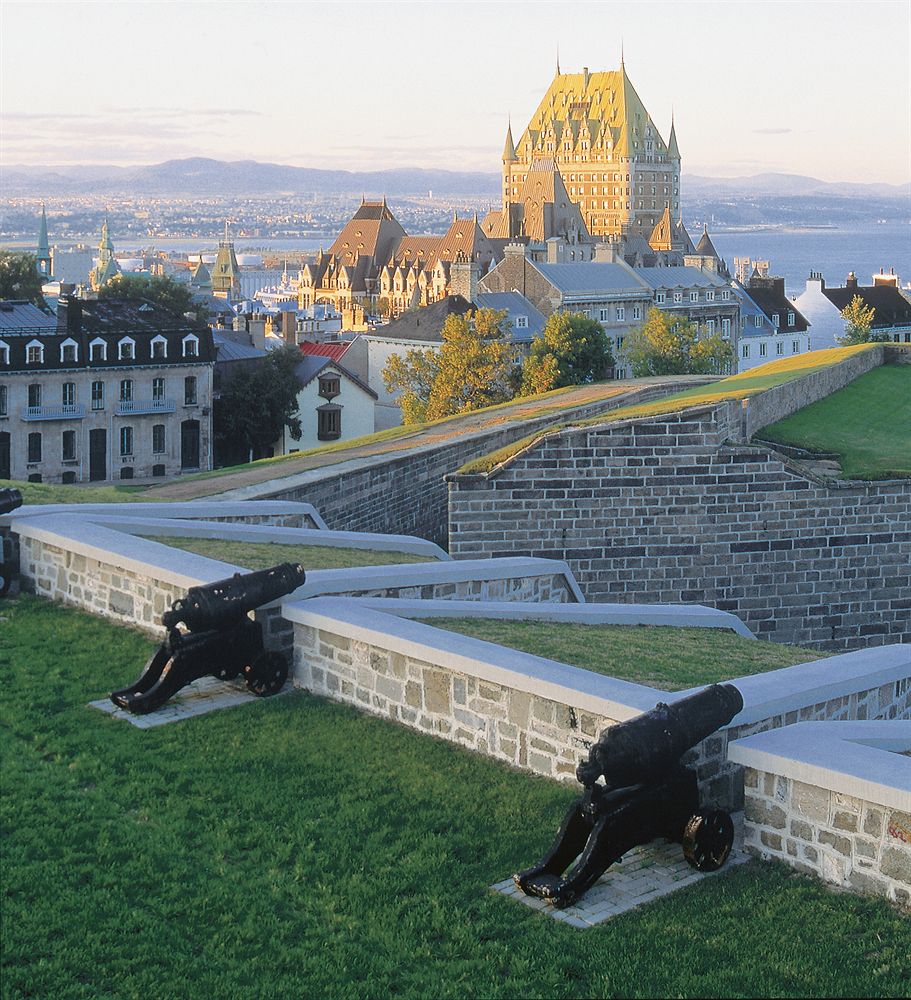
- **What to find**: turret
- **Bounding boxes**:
[502,120,517,163]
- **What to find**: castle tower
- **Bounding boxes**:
[89,219,121,291]
[212,221,241,300]
[503,62,681,241]
[36,204,53,279]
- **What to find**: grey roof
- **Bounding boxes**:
[294,357,377,399]
[474,291,546,341]
[213,334,267,362]
[534,262,650,295]
[633,266,728,289]
[0,300,57,333]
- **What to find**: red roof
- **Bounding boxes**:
[299,341,351,361]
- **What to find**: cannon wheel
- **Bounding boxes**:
[243,651,289,697]
[682,810,734,872]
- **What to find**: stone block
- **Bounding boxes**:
[848,869,888,898]
[528,752,552,774]
[422,669,451,714]
[744,767,759,789]
[864,807,884,838]
[508,691,532,728]
[744,796,786,829]
[405,681,422,710]
[792,781,830,822]
[833,810,858,833]
[532,697,556,725]
[453,678,467,705]
[817,830,852,856]
[887,811,911,846]
[478,683,503,703]
[375,675,403,702]
[790,819,813,841]
[108,590,134,616]
[880,846,911,884]
[761,831,783,852]
[854,838,877,860]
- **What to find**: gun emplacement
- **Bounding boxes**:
[111,562,306,714]
[514,683,744,908]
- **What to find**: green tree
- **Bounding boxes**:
[382,308,516,425]
[0,251,49,310]
[624,307,732,376]
[520,311,613,395]
[214,344,303,463]
[837,294,878,345]
[99,273,206,326]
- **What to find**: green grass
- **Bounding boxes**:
[0,479,154,506]
[757,365,911,479]
[418,619,829,690]
[2,595,908,999]
[460,345,880,473]
[141,535,438,570]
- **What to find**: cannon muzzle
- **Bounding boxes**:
[162,561,306,632]
[0,488,23,516]
[577,683,743,788]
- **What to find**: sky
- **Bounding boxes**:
[1,0,910,184]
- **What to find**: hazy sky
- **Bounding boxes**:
[2,0,910,183]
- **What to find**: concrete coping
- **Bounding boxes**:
[75,515,450,560]
[334,597,753,637]
[728,721,911,813]
[282,597,911,730]
[283,557,585,603]
[0,499,329,529]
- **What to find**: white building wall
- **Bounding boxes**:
[278,370,375,454]
[793,278,843,351]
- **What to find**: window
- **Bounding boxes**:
[26,340,44,364]
[706,319,715,335]
[690,291,699,302]
[599,308,610,323]
[92,381,105,410]
[759,343,767,357]
[60,339,78,363]
[787,312,795,327]
[515,315,528,329]
[90,338,107,362]
[152,377,165,402]
[616,306,625,322]
[318,375,340,399]
[152,423,165,454]
[28,432,42,463]
[120,426,133,457]
[673,291,683,304]
[151,336,168,359]
[184,376,197,405]
[742,344,750,359]
[722,290,730,301]
[706,291,715,302]
[27,383,42,409]
[0,384,7,416]
[754,315,763,328]
[118,337,135,360]
[62,430,76,462]
[182,334,199,358]
[722,318,731,337]
[656,292,666,304]
[62,382,76,407]
[0,340,8,365]
[632,305,642,321]
[792,340,799,354]
[776,341,784,355]
[772,313,780,328]
[317,405,341,441]
[120,379,133,402]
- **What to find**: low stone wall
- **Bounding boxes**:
[729,722,911,904]
[286,599,911,810]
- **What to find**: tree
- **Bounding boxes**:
[214,344,303,464]
[99,273,206,326]
[520,311,613,395]
[837,294,878,345]
[624,307,732,376]
[0,251,48,310]
[382,308,516,425]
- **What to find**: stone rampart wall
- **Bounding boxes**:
[448,403,911,650]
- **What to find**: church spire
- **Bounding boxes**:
[668,112,680,160]
[36,203,52,278]
[502,119,517,162]
[555,45,560,77]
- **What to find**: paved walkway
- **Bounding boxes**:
[143,376,712,501]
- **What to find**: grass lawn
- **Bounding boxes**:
[417,619,829,690]
[757,365,911,479]
[3,595,907,999]
[140,535,438,570]
[460,345,879,473]
[0,479,154,506]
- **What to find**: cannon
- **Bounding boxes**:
[514,683,744,908]
[110,562,306,715]
[0,488,23,598]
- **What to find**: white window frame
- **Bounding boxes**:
[26,339,45,364]
[514,315,528,329]
[759,342,767,357]
[787,312,795,327]
[59,337,79,364]
[151,335,168,359]
[632,305,642,321]
[776,341,784,355]
[118,336,136,361]
[722,289,730,301]
[89,337,107,362]
[690,291,699,303]
[182,334,199,358]
[742,343,750,359]
[0,340,9,365]
[655,292,666,304]
[772,313,780,328]
[673,291,683,304]
[599,308,610,323]
[722,318,731,337]
[616,306,625,322]
[792,340,800,354]
[706,290,715,302]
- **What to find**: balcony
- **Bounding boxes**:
[22,404,86,421]
[115,398,177,416]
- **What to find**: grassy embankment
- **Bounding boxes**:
[459,345,880,474]
[419,618,829,691]
[757,364,911,479]
[2,594,908,999]
[140,535,438,571]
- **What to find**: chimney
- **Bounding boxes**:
[546,238,566,264]
[450,258,480,303]
[56,289,82,334]
[593,242,616,263]
[845,271,858,290]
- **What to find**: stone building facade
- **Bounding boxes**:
[0,296,215,483]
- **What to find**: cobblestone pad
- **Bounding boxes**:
[89,676,292,728]
[492,814,748,927]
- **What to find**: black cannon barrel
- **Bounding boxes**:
[0,488,23,515]
[577,683,743,789]
[162,562,306,632]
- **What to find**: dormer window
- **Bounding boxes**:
[90,338,107,362]
[151,335,168,359]
[514,316,528,329]
[0,340,9,365]
[118,337,135,360]
[318,374,340,399]
[60,338,79,363]
[182,334,199,358]
[788,312,795,327]
[772,313,780,328]
[26,340,44,364]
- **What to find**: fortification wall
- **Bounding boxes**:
[448,402,911,650]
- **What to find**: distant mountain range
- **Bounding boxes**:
[2,157,909,202]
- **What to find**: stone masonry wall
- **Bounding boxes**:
[448,401,911,650]
[292,621,909,810]
[743,766,911,905]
